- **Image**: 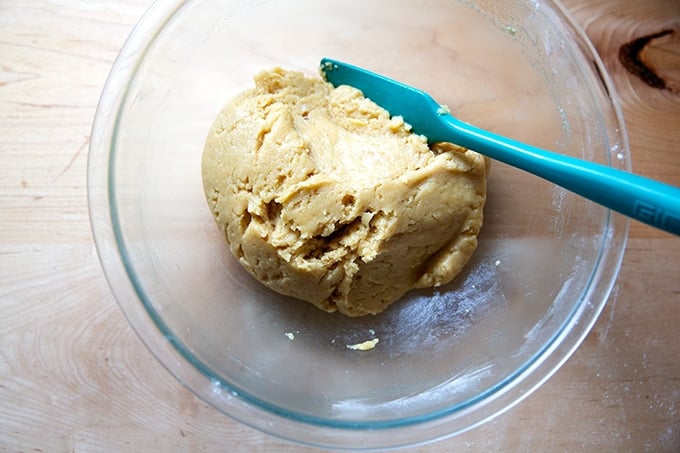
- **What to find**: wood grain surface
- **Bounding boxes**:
[1,0,679,451]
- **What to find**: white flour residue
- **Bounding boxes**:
[549,187,568,238]
[331,365,492,415]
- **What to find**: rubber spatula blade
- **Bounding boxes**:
[320,57,680,236]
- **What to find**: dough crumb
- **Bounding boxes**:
[436,104,451,116]
[505,25,518,36]
[284,332,295,340]
[346,338,379,351]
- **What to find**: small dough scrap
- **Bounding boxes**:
[202,68,489,317]
[347,338,379,351]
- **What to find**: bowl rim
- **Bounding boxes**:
[88,0,630,449]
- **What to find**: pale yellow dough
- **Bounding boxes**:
[202,68,489,317]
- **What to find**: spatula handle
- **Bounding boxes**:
[444,117,680,235]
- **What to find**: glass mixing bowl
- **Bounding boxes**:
[88,0,629,449]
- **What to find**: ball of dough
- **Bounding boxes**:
[202,68,489,317]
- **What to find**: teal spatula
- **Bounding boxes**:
[320,58,680,236]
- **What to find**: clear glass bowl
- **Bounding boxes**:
[88,0,629,449]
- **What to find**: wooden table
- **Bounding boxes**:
[2,1,678,451]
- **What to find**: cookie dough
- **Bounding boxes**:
[202,68,489,317]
